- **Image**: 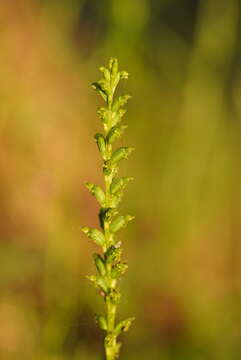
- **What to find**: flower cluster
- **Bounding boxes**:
[81,58,134,360]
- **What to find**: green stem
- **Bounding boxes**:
[103,97,118,359]
[104,173,118,359]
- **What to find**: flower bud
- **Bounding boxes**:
[106,125,128,144]
[88,275,108,293]
[109,195,122,209]
[117,108,126,121]
[112,95,131,112]
[120,71,128,80]
[99,66,110,81]
[105,246,122,264]
[85,183,105,207]
[94,133,106,157]
[103,160,118,177]
[98,79,109,93]
[110,176,133,195]
[109,215,134,233]
[109,58,118,76]
[112,72,121,92]
[115,317,135,335]
[111,147,134,164]
[96,314,108,331]
[111,262,128,278]
[81,227,105,247]
[93,253,106,276]
[97,107,108,122]
[91,82,107,101]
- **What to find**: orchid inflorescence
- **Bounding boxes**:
[81,58,135,360]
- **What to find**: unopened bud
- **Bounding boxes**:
[112,94,131,112]
[87,275,108,293]
[91,82,107,101]
[120,70,128,80]
[96,314,108,331]
[94,133,106,157]
[110,176,133,195]
[86,183,105,207]
[115,317,135,335]
[109,215,134,233]
[105,246,122,263]
[107,125,128,144]
[109,58,118,76]
[111,147,134,164]
[111,262,128,278]
[99,66,110,81]
[81,227,105,247]
[93,253,106,276]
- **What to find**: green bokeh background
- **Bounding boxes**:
[1,0,241,359]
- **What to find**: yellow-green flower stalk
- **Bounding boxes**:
[81,58,134,360]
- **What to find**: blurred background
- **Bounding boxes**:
[1,0,241,359]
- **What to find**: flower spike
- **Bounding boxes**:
[81,58,134,360]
